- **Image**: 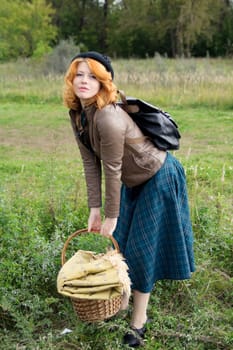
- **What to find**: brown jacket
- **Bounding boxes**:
[70,103,166,218]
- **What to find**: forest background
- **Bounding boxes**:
[1,0,233,61]
[0,0,233,349]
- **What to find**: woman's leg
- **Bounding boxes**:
[130,290,150,329]
[123,290,151,347]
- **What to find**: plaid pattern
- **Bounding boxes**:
[113,152,195,293]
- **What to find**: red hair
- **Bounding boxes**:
[63,58,118,112]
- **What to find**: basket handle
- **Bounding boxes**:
[61,228,120,266]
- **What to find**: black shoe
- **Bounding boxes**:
[123,326,147,348]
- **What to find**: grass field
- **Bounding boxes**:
[0,57,232,349]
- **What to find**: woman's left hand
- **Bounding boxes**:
[100,217,118,236]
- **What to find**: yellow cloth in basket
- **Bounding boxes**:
[57,250,130,301]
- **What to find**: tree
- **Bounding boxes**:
[50,0,115,52]
[176,0,223,56]
[107,0,159,57]
[106,0,230,57]
[1,0,232,59]
[0,0,57,60]
[150,0,225,57]
[207,0,233,56]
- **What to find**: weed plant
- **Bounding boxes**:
[0,56,232,349]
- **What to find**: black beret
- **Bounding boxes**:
[71,51,114,79]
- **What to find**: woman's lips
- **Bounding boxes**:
[79,87,89,92]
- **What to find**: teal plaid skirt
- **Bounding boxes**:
[113,152,195,293]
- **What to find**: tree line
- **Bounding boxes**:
[1,0,233,61]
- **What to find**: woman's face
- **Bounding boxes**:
[73,61,101,102]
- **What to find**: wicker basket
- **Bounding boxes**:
[61,228,122,322]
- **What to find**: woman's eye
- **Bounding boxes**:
[90,74,97,79]
[76,73,83,77]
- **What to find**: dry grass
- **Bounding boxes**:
[1,57,233,108]
[114,57,233,107]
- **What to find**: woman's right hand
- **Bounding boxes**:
[100,217,118,237]
[88,207,102,232]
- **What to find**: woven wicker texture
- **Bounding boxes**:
[60,228,122,322]
[71,295,122,322]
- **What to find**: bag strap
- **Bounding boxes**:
[118,90,127,105]
[118,90,148,145]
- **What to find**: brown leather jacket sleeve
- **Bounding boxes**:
[69,109,102,209]
[77,139,102,210]
[94,108,126,217]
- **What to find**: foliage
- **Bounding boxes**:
[0,0,57,61]
[50,0,113,52]
[42,39,86,75]
[52,0,233,58]
[0,58,232,349]
[107,0,224,57]
[1,0,233,60]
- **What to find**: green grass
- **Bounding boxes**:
[0,57,232,349]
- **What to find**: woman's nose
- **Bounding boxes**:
[81,74,88,82]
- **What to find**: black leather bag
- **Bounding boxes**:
[118,91,181,151]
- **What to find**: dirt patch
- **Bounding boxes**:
[0,126,77,154]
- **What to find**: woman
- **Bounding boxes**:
[63,51,195,347]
